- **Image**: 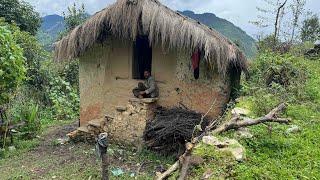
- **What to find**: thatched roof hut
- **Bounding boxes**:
[54,0,247,75]
[56,0,248,144]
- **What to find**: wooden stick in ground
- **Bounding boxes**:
[156,103,291,180]
[97,133,109,180]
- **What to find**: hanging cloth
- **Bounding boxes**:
[191,49,201,79]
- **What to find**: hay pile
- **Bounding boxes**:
[143,107,210,156]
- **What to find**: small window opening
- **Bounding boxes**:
[132,35,152,79]
[191,49,201,79]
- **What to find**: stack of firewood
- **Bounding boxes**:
[143,107,210,156]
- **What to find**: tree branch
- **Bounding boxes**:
[212,103,290,134]
[156,103,290,180]
[274,0,288,45]
[156,161,180,180]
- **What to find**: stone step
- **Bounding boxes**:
[88,118,105,128]
[105,114,114,122]
[116,106,127,112]
[67,130,79,139]
[129,98,158,104]
[77,126,90,133]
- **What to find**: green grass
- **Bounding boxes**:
[233,57,320,179]
[0,142,174,180]
[188,55,320,179]
[189,143,237,179]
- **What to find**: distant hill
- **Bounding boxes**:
[41,14,65,39]
[37,15,65,50]
[38,12,257,57]
[180,11,257,57]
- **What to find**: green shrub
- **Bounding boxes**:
[47,76,79,120]
[243,52,308,111]
[0,18,49,92]
[18,102,40,139]
[7,89,41,139]
[62,59,79,88]
[0,24,26,104]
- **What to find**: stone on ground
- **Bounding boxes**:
[202,169,214,179]
[232,107,250,116]
[8,146,16,152]
[235,128,253,139]
[202,136,245,161]
[57,137,70,145]
[286,125,301,134]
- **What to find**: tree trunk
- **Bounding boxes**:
[274,0,288,47]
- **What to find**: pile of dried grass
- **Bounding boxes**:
[143,107,210,156]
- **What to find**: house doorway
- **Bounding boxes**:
[132,35,152,79]
[228,64,241,100]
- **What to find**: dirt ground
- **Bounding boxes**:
[0,121,173,180]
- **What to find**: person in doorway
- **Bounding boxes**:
[132,70,159,98]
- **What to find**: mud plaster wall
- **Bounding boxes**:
[79,39,232,125]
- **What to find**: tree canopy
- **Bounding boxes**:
[0,0,41,35]
[301,15,320,42]
[63,3,89,32]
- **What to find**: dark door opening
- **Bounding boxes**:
[228,64,242,100]
[132,35,152,79]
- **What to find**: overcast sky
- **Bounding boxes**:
[26,0,320,37]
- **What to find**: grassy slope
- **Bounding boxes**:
[233,57,320,179]
[189,56,320,179]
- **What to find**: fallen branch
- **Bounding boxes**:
[156,161,180,180]
[212,103,290,134]
[156,103,291,180]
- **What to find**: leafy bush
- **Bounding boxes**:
[62,59,79,88]
[0,25,26,104]
[18,102,40,139]
[0,19,49,92]
[34,59,80,120]
[242,52,308,115]
[14,30,48,91]
[47,76,79,120]
[7,88,41,139]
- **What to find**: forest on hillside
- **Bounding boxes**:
[0,0,320,179]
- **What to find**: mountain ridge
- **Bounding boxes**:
[179,11,257,57]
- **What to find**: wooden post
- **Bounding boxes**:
[97,133,109,180]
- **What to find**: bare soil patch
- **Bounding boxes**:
[0,121,173,180]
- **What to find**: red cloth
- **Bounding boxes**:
[191,49,200,70]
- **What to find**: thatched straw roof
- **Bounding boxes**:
[54,0,247,75]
